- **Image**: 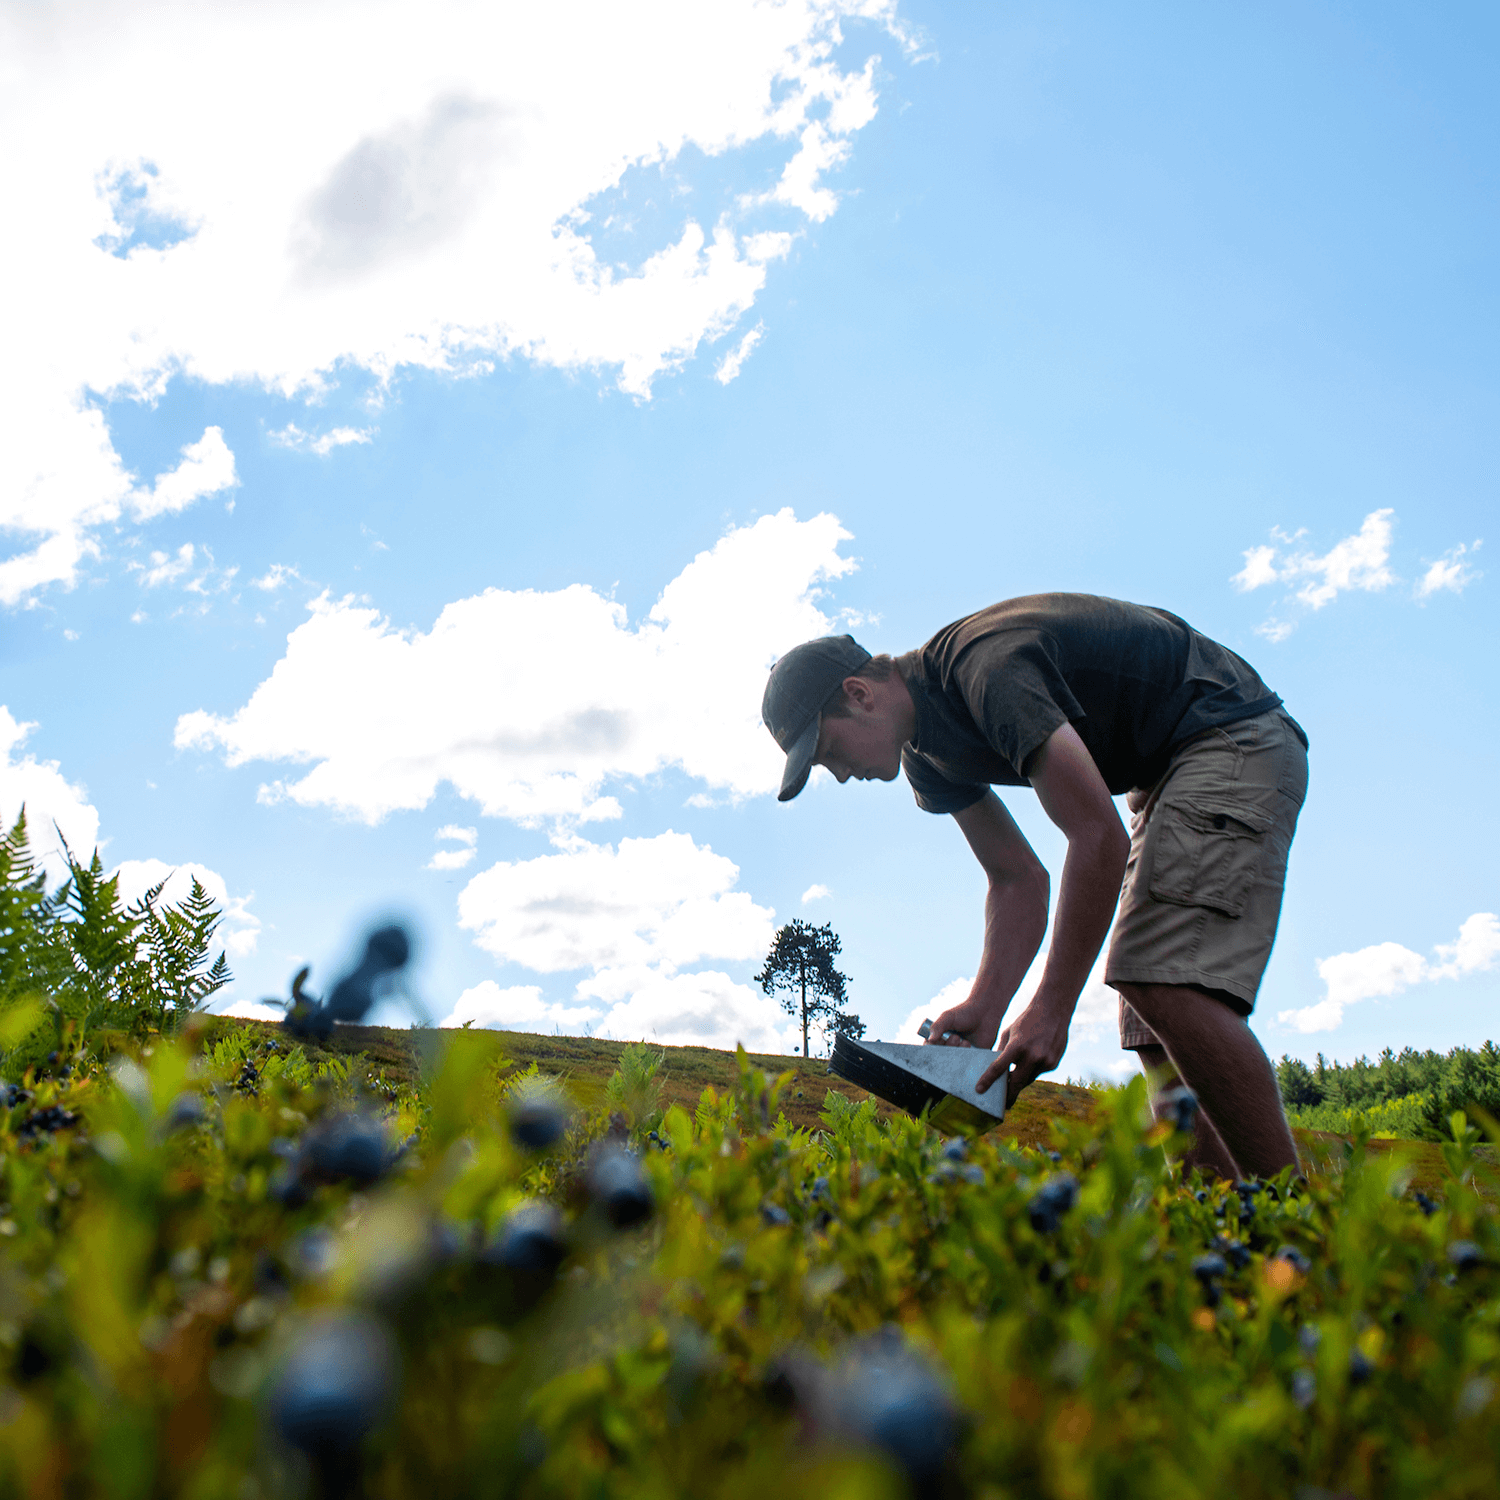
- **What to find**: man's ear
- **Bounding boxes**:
[841,675,876,711]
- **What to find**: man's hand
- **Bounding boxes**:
[977,1003,1071,1107]
[924,995,1002,1053]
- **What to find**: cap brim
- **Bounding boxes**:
[777,714,821,801]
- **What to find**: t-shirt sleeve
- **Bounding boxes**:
[901,745,988,815]
[953,632,1082,778]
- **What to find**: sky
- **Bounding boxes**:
[2,0,1496,1083]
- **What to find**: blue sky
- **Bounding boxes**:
[2,0,1495,1080]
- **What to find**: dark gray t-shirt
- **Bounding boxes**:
[898,594,1294,814]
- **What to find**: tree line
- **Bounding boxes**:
[1277,1042,1500,1140]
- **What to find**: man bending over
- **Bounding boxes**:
[761,594,1308,1181]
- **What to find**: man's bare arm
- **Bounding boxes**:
[922,791,1049,1050]
[978,722,1129,1101]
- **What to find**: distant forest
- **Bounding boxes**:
[1277,1041,1500,1140]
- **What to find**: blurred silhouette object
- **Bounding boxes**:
[282,925,411,1038]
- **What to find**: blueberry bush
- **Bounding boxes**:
[0,815,1496,1498]
[0,1003,1496,1499]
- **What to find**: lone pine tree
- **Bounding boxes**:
[754,919,855,1057]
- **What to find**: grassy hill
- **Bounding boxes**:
[206,1015,1099,1150]
[206,1015,1483,1188]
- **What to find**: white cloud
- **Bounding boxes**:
[131,427,238,521]
[438,981,562,1030]
[2,706,259,962]
[176,508,856,824]
[1232,510,1416,639]
[1431,911,1500,980]
[437,829,792,1050]
[458,829,773,973]
[268,424,377,456]
[252,564,302,592]
[134,543,196,589]
[437,971,792,1050]
[1254,618,1296,645]
[215,997,291,1023]
[1416,540,1482,599]
[111,857,261,957]
[1,0,907,603]
[1278,912,1500,1033]
[428,828,478,871]
[129,541,236,598]
[801,882,831,904]
[1239,509,1396,609]
[0,706,102,881]
[579,966,793,1051]
[1231,544,1279,593]
[894,976,973,1043]
[715,321,764,384]
[1286,509,1397,608]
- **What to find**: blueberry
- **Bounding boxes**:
[1414,1191,1439,1217]
[487,1202,568,1277]
[1194,1190,1208,1204]
[1447,1240,1485,1273]
[834,1330,960,1487]
[1298,1324,1321,1356]
[269,1163,311,1208]
[1348,1350,1374,1386]
[1047,1150,1062,1164]
[960,1163,986,1185]
[1235,1180,1262,1198]
[1224,1240,1251,1271]
[509,1094,568,1151]
[1291,1369,1316,1410]
[254,1252,291,1296]
[761,1202,792,1228]
[810,1176,830,1202]
[16,1333,51,1383]
[1275,1246,1312,1276]
[1192,1253,1228,1283]
[1027,1173,1079,1234]
[1161,1086,1199,1134]
[586,1146,654,1229]
[267,1314,399,1458]
[941,1138,968,1162]
[304,1115,390,1188]
[163,1093,208,1132]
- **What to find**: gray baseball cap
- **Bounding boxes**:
[762,635,872,801]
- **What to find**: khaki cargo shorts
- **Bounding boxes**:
[1107,709,1309,1051]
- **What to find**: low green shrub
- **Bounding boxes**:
[0,1008,1496,1499]
[1279,1044,1500,1141]
[1287,1092,1435,1141]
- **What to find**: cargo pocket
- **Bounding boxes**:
[1147,797,1275,919]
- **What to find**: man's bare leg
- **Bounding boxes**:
[1135,1043,1240,1182]
[1116,982,1299,1180]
